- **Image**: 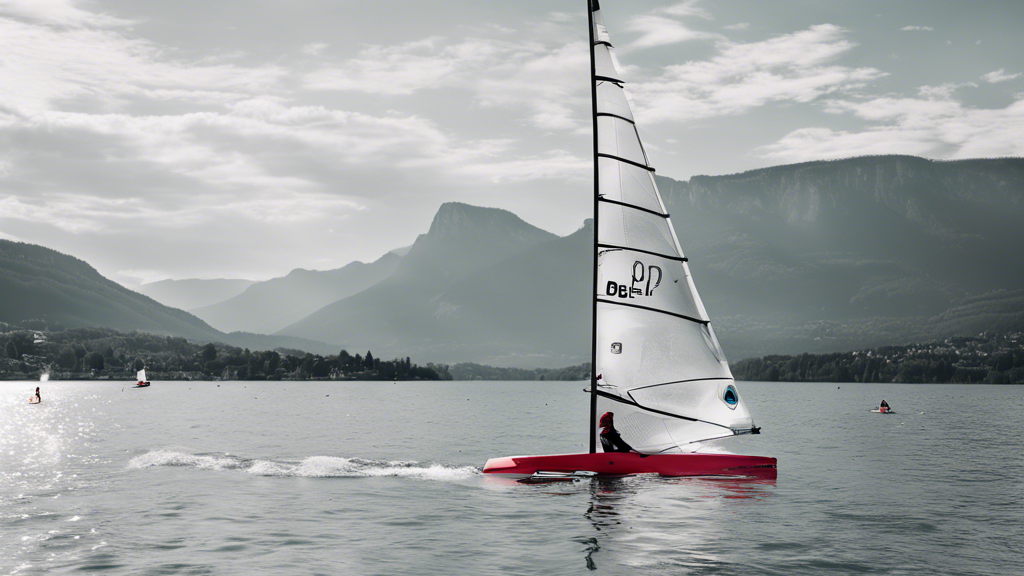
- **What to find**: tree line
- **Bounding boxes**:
[0,325,450,381]
[731,333,1024,384]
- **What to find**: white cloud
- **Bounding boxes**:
[763,94,1024,161]
[629,24,885,123]
[0,189,365,235]
[444,151,588,184]
[900,26,934,31]
[0,0,131,28]
[475,41,589,131]
[304,32,590,132]
[0,15,284,115]
[660,1,712,20]
[917,82,975,99]
[303,37,483,95]
[981,69,1021,83]
[301,42,329,57]
[625,15,722,49]
[723,23,750,31]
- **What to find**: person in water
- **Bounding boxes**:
[32,387,41,403]
[599,412,637,453]
[879,399,890,413]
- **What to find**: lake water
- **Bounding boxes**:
[1,380,1022,575]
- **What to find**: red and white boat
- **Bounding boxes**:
[484,0,775,481]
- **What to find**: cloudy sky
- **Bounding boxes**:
[1,0,1021,286]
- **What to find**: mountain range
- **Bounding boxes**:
[279,155,1024,364]
[0,240,334,355]
[3,155,1021,367]
[190,253,401,334]
[279,202,566,362]
[655,155,1024,358]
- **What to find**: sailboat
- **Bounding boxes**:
[135,369,151,388]
[483,0,776,479]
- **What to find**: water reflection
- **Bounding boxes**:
[578,475,776,571]
[0,384,110,572]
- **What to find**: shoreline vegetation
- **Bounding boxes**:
[0,325,590,382]
[2,324,1021,384]
[732,332,1024,384]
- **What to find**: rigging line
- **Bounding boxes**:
[596,299,710,325]
[597,243,688,262]
[597,197,668,218]
[629,377,733,393]
[595,390,735,431]
[596,112,634,124]
[596,153,655,172]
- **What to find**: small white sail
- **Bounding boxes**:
[137,369,147,382]
[589,1,757,453]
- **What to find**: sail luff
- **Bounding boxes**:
[587,0,600,455]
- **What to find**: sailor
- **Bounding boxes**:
[32,387,41,403]
[879,399,890,413]
[599,412,637,453]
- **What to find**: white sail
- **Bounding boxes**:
[137,369,147,382]
[590,1,757,453]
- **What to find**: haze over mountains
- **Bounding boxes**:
[191,254,401,334]
[136,279,255,311]
[3,155,1021,367]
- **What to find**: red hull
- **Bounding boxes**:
[483,452,776,479]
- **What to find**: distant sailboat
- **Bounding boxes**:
[135,369,151,388]
[483,0,775,479]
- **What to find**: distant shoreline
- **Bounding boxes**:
[732,332,1023,384]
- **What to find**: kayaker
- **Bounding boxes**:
[879,399,890,413]
[599,412,637,453]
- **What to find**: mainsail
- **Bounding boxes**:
[588,0,758,454]
[137,369,147,382]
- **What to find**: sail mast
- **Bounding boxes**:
[587,0,600,454]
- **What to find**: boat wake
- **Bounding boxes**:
[127,450,480,481]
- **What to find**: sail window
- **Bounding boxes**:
[611,342,622,354]
[723,385,739,407]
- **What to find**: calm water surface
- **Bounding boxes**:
[1,380,1022,575]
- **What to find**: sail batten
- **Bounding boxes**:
[597,244,688,263]
[589,0,756,453]
[597,198,667,218]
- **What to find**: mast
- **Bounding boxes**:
[587,0,600,454]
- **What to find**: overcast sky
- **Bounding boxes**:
[1,0,1021,286]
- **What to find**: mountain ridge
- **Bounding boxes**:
[277,202,559,351]
[0,239,335,355]
[191,252,402,334]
